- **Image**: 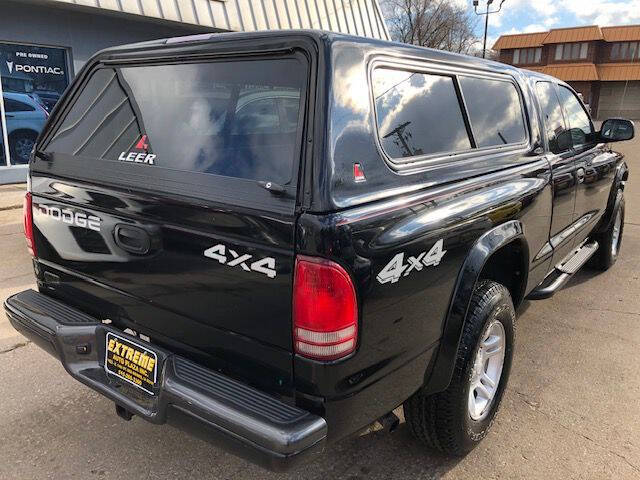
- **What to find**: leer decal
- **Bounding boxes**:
[204,243,277,279]
[118,134,156,165]
[377,239,446,284]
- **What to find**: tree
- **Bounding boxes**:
[382,0,480,55]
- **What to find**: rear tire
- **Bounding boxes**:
[590,192,624,271]
[404,280,515,455]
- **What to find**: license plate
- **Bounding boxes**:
[105,332,158,395]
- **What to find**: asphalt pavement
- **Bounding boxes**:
[1,138,639,479]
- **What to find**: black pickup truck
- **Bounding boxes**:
[4,30,634,470]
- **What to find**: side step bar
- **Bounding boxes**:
[528,241,598,300]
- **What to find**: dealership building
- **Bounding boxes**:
[494,25,640,121]
[0,0,388,184]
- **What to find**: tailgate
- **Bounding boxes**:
[29,48,311,394]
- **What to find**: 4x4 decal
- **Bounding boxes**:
[376,239,446,284]
[204,243,276,279]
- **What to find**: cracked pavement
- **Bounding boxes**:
[1,136,639,479]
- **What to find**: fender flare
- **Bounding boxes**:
[596,161,628,234]
[423,220,527,395]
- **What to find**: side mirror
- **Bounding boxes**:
[600,118,635,142]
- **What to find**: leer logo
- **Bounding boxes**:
[118,134,156,165]
[134,134,149,150]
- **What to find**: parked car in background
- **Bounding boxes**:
[3,92,48,164]
[31,89,62,113]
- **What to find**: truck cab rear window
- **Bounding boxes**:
[44,58,305,185]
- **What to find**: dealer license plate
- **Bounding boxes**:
[105,332,158,395]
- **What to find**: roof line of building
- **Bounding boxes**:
[493,24,640,51]
[521,62,640,82]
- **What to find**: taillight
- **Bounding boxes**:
[293,256,358,361]
[23,192,36,257]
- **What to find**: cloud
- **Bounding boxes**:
[531,0,558,18]
[563,0,640,25]
[522,24,546,33]
[488,0,640,44]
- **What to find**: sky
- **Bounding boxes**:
[458,0,640,50]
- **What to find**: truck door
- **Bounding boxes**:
[555,85,618,246]
[535,81,578,263]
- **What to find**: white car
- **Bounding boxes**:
[3,92,48,164]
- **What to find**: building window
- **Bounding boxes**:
[513,47,542,65]
[554,43,588,61]
[580,42,588,59]
[611,42,639,60]
[0,42,70,166]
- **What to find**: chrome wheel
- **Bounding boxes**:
[611,209,622,258]
[13,137,35,164]
[468,319,506,421]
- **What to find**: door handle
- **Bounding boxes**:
[114,224,151,255]
[576,168,586,183]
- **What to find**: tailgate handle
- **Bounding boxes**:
[114,225,151,255]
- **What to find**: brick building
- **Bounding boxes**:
[493,25,640,119]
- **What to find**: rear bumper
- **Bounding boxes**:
[4,289,327,471]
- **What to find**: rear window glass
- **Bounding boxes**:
[5,98,36,112]
[372,68,472,159]
[459,76,526,147]
[44,58,305,185]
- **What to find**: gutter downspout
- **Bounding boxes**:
[619,79,629,117]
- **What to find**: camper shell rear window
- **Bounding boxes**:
[42,55,307,191]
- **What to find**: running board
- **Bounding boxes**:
[527,241,599,300]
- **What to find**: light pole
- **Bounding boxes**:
[473,0,506,59]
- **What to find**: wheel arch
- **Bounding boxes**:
[8,128,39,142]
[596,160,628,234]
[423,220,528,395]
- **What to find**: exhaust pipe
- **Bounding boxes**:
[377,411,400,432]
